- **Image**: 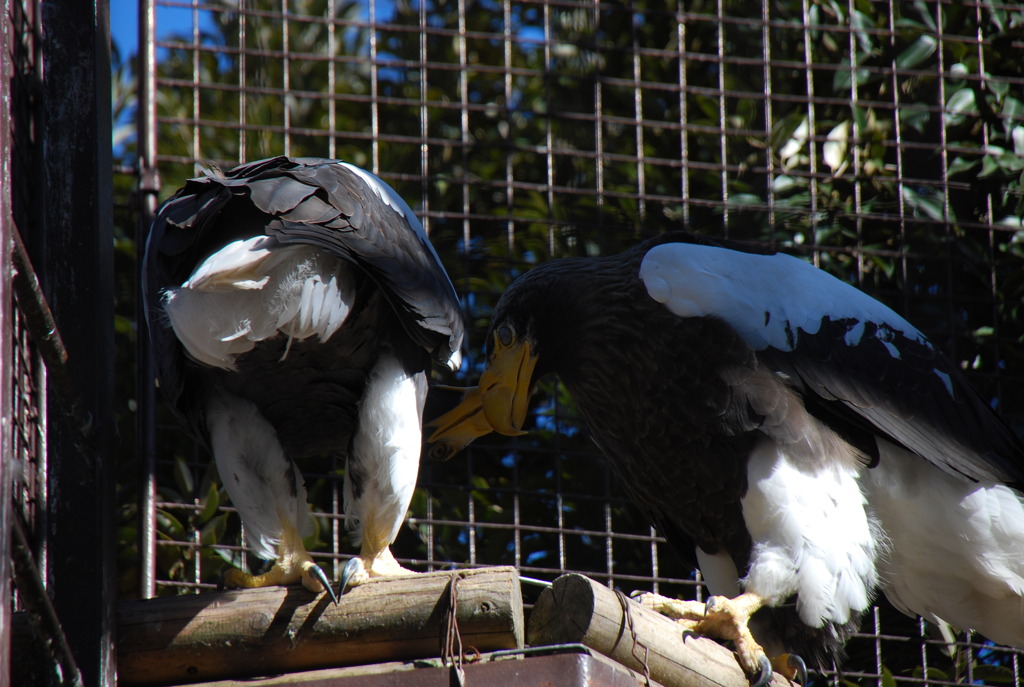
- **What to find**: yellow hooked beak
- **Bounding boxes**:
[480,334,537,436]
[425,331,539,459]
[425,386,493,461]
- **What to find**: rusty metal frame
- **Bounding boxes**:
[3,0,116,685]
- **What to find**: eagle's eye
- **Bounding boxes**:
[496,324,514,347]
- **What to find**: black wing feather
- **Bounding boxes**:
[252,159,462,361]
[760,319,1024,487]
[644,232,1024,487]
[146,156,463,369]
[144,156,464,419]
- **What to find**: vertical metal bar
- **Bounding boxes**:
[0,3,16,680]
[191,0,201,167]
[137,0,159,602]
[34,302,48,579]
[762,0,776,230]
[886,0,908,314]
[603,500,613,587]
[847,0,863,284]
[974,0,1000,406]
[677,3,689,226]
[918,617,929,685]
[419,0,429,236]
[466,456,477,566]
[649,526,660,596]
[512,468,522,572]
[934,1,951,226]
[238,0,247,162]
[593,0,604,223]
[800,0,819,255]
[716,0,729,229]
[424,481,435,572]
[631,9,646,225]
[504,0,515,251]
[457,0,470,249]
[418,0,433,571]
[543,2,555,253]
[326,0,336,159]
[282,0,291,157]
[369,0,379,173]
[331,452,341,580]
[556,458,566,573]
[872,605,882,687]
[933,2,959,369]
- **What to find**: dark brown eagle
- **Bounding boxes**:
[145,156,463,601]
[428,232,1024,684]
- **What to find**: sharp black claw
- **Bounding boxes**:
[788,653,808,685]
[338,556,362,597]
[308,564,338,605]
[751,654,773,687]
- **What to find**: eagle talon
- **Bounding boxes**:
[306,563,338,605]
[785,653,808,685]
[338,556,363,596]
[751,654,773,687]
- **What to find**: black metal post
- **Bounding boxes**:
[38,1,116,684]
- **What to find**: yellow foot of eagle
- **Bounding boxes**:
[338,545,415,595]
[634,591,807,686]
[221,525,338,604]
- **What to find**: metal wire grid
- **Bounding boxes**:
[6,0,45,617]
[144,0,704,592]
[137,0,1024,683]
[10,303,46,590]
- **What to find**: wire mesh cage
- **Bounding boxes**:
[6,0,46,615]
[127,0,1024,684]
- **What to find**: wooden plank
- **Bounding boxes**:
[117,566,524,686]
[528,573,791,687]
[186,648,667,686]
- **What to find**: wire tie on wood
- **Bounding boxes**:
[615,589,652,687]
[441,572,467,686]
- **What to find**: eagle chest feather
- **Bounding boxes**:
[202,260,425,460]
[557,278,757,561]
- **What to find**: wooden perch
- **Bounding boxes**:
[117,566,523,686]
[528,573,791,687]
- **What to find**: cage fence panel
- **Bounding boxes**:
[6,0,46,650]
[130,0,1024,684]
[8,129,47,616]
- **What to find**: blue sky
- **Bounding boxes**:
[110,0,138,56]
[110,0,220,58]
[109,0,409,58]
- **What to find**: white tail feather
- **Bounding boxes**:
[865,440,1024,648]
[164,238,355,369]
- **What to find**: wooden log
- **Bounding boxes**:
[528,573,791,687]
[117,566,523,686]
